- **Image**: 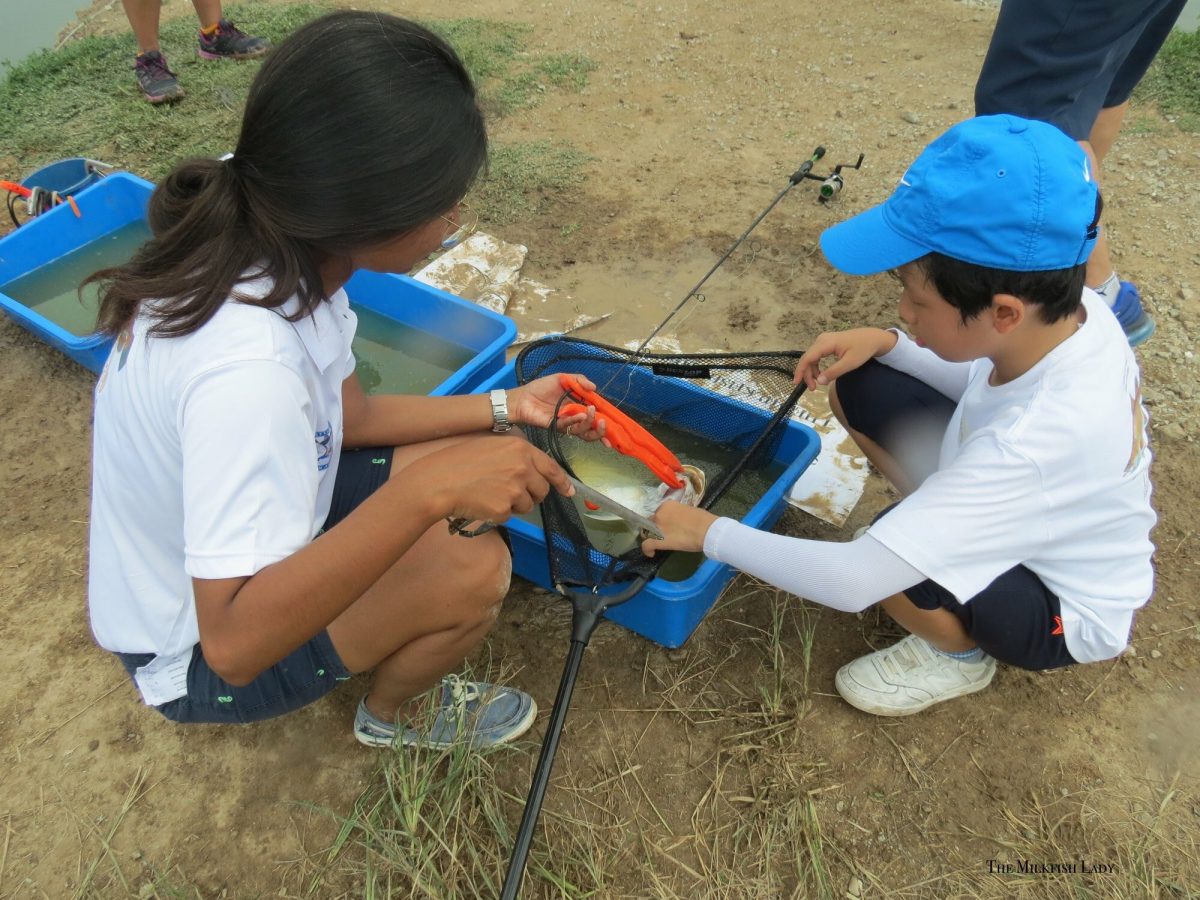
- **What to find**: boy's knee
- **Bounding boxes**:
[827,379,847,426]
[830,364,876,433]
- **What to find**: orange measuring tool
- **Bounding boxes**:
[557,375,685,489]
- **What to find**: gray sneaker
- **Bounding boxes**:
[354,674,538,749]
[134,51,184,104]
[198,19,270,60]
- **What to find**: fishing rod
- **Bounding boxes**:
[632,146,863,357]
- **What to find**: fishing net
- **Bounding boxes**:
[515,335,807,594]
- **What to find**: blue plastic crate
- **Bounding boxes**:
[0,171,151,371]
[477,361,821,647]
[0,173,515,395]
[343,271,515,396]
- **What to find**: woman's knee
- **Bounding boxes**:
[442,529,512,625]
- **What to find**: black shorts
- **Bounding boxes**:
[319,446,396,533]
[116,447,396,724]
[837,360,1075,670]
[975,0,1187,140]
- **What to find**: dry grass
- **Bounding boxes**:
[939,774,1200,899]
[284,582,849,898]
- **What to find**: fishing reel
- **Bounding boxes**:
[789,147,865,203]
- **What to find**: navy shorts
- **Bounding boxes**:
[836,361,1075,670]
[975,0,1187,140]
[115,446,396,724]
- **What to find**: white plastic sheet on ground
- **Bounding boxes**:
[413,232,527,315]
[415,233,609,343]
[783,389,869,528]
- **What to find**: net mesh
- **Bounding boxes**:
[515,336,807,593]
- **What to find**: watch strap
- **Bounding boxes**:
[489,389,512,432]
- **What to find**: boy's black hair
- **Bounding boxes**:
[913,254,1087,325]
[911,192,1102,326]
[91,11,488,337]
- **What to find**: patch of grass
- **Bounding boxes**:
[538,53,598,91]
[493,70,548,115]
[491,53,596,113]
[425,21,594,116]
[475,141,592,222]
[307,731,515,897]
[0,3,330,180]
[425,18,530,83]
[296,661,628,898]
[1124,114,1167,136]
[1134,29,1200,131]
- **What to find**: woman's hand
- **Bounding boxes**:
[793,328,898,390]
[508,373,605,441]
[641,501,719,556]
[409,435,573,525]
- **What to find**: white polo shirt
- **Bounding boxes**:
[88,278,357,703]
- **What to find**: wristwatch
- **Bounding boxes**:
[489,389,512,432]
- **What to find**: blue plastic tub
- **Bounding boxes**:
[343,271,516,396]
[477,361,821,647]
[0,173,516,395]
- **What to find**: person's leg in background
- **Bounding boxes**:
[974,0,1187,346]
[122,0,184,103]
[1079,0,1187,345]
[122,0,269,104]
[192,0,270,62]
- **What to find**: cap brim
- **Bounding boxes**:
[819,204,930,276]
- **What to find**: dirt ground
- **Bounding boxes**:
[2,0,1199,897]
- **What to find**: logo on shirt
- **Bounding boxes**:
[315,422,332,471]
[1125,381,1148,476]
[96,321,135,393]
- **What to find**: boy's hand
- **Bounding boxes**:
[794,328,898,389]
[641,501,719,556]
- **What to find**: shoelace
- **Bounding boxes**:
[138,54,176,78]
[443,673,483,708]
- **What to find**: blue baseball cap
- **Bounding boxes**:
[820,115,1099,275]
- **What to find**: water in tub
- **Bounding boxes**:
[351,305,475,395]
[1,221,152,336]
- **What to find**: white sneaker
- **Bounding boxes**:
[834,634,996,716]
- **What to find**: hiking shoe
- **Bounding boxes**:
[834,634,996,716]
[354,674,538,749]
[197,19,270,60]
[135,51,184,104]
[1109,281,1156,347]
